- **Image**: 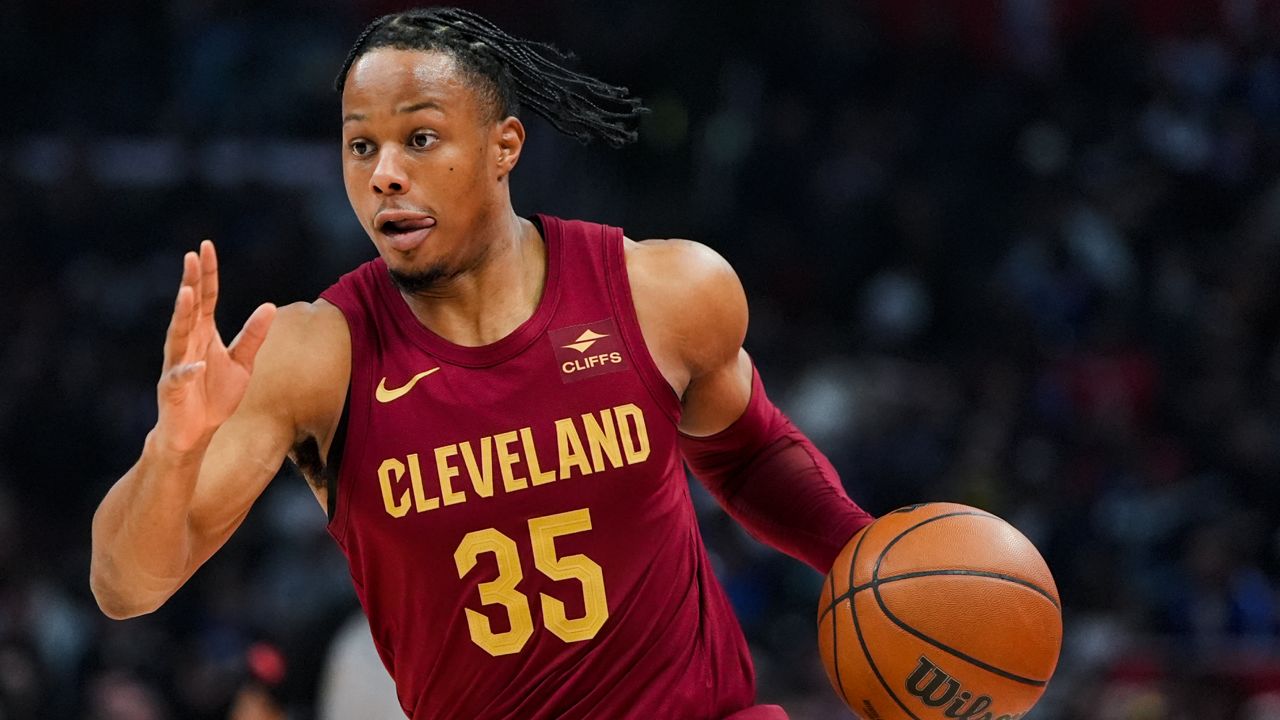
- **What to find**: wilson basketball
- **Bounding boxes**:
[817,503,1061,720]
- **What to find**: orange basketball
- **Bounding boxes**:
[817,503,1062,720]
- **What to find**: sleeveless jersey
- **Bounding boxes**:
[318,215,756,719]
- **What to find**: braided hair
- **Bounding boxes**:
[335,7,646,148]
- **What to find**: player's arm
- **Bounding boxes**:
[627,238,872,573]
[89,242,347,619]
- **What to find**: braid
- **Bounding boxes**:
[334,7,647,148]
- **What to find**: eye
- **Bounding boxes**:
[409,131,438,149]
[348,139,374,158]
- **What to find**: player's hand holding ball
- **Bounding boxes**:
[818,503,1061,720]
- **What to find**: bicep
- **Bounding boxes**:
[627,238,752,436]
[676,262,753,433]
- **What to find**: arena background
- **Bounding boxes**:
[3,1,1280,718]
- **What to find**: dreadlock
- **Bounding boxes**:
[334,7,646,148]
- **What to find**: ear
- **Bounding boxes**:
[494,116,526,180]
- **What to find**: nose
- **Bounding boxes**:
[370,148,410,195]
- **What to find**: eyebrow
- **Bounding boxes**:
[398,100,444,115]
[342,100,445,125]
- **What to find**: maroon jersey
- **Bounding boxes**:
[319,215,756,719]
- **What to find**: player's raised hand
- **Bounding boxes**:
[155,240,276,455]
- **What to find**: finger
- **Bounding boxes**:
[184,250,201,325]
[227,303,278,372]
[163,284,196,370]
[184,250,207,354]
[199,240,218,322]
[162,251,200,371]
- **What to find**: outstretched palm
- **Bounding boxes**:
[156,241,276,455]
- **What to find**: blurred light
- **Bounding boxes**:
[861,270,930,345]
[14,136,73,184]
[786,361,858,445]
[90,138,183,186]
[1017,121,1069,177]
[246,643,287,686]
[260,141,336,189]
[10,135,336,189]
[201,139,253,187]
[1140,106,1212,173]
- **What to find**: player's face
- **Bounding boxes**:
[340,49,522,283]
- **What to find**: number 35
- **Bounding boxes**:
[453,508,609,656]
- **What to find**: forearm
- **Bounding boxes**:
[90,431,206,618]
[680,367,873,573]
[90,242,286,619]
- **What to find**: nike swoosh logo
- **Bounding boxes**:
[375,367,440,403]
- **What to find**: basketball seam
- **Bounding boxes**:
[831,522,877,708]
[882,569,1058,608]
[848,522,924,720]
[872,512,1052,687]
[819,509,1029,620]
[827,574,851,707]
[826,569,1061,613]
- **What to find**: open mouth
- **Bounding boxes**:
[381,218,435,235]
[376,212,437,252]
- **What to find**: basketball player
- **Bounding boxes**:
[89,8,873,719]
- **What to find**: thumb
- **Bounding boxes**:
[227,303,278,371]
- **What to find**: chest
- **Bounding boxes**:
[341,321,677,543]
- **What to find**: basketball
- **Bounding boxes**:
[817,503,1061,720]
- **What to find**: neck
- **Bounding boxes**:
[398,210,546,347]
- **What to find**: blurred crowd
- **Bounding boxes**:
[2,0,1280,718]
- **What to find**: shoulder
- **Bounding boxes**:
[624,238,747,382]
[267,299,350,346]
[256,300,350,376]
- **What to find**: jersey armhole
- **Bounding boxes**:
[322,385,350,525]
[602,228,683,426]
[314,290,373,547]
